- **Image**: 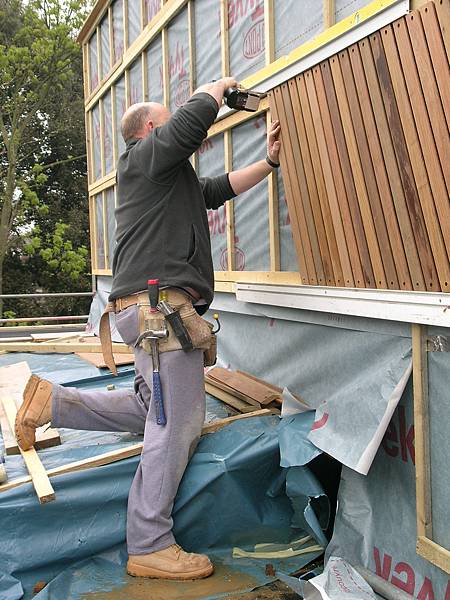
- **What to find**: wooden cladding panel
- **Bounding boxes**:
[270,1,450,293]
[349,42,410,290]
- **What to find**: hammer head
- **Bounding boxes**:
[135,327,168,348]
[146,329,168,339]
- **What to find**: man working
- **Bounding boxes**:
[15,77,281,581]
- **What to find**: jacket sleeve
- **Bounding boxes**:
[138,93,220,181]
[200,174,236,210]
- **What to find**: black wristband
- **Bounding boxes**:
[266,155,280,169]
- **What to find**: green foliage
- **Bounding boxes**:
[38,222,88,280]
[0,0,93,319]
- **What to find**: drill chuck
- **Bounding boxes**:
[224,87,261,112]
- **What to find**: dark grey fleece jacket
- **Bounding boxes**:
[110,93,235,313]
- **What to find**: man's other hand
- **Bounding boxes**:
[267,120,281,165]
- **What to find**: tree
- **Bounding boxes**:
[0,0,92,319]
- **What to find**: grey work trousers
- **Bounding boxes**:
[51,305,206,555]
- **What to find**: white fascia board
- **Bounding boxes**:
[216,0,409,121]
[235,284,450,327]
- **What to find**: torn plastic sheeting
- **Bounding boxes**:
[308,355,412,475]
[326,376,450,597]
[1,416,328,600]
[200,307,414,476]
[278,412,322,468]
[287,467,330,549]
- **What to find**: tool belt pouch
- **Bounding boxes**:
[138,301,215,358]
[204,331,217,367]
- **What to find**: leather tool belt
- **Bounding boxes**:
[100,289,216,375]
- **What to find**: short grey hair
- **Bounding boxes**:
[121,104,152,142]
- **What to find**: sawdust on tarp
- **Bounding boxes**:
[80,562,259,600]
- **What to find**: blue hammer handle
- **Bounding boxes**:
[153,371,167,426]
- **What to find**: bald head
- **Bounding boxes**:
[120,102,172,142]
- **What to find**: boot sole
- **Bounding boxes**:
[15,375,41,451]
[126,562,214,580]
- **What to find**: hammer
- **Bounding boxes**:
[135,327,168,425]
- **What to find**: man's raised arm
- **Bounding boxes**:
[227,119,281,195]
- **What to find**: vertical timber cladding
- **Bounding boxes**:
[269,0,450,293]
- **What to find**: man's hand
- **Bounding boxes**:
[193,77,239,109]
[267,120,281,165]
[219,77,239,92]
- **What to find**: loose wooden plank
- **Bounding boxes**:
[372,29,431,292]
[420,2,450,129]
[286,79,325,284]
[358,37,421,290]
[339,48,398,290]
[280,83,318,284]
[205,382,258,413]
[381,24,449,290]
[434,0,450,64]
[207,367,281,405]
[0,400,16,453]
[312,63,357,287]
[321,60,370,288]
[0,341,132,354]
[298,73,341,286]
[201,409,278,434]
[0,362,60,455]
[2,397,55,503]
[236,370,283,394]
[0,336,33,343]
[269,90,309,283]
[31,332,84,342]
[346,44,406,290]
[0,410,278,494]
[329,53,386,289]
[406,9,450,195]
[76,352,134,368]
[235,370,308,407]
[205,376,261,407]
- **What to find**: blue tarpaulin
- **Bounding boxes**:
[0,354,327,600]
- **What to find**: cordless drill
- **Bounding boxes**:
[224,87,261,112]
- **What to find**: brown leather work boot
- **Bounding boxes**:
[15,375,53,451]
[127,544,214,580]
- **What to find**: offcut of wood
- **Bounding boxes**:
[204,375,261,407]
[236,369,309,407]
[0,362,60,455]
[205,381,257,413]
[207,367,282,406]
[76,352,134,369]
[0,340,132,354]
[2,396,55,503]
